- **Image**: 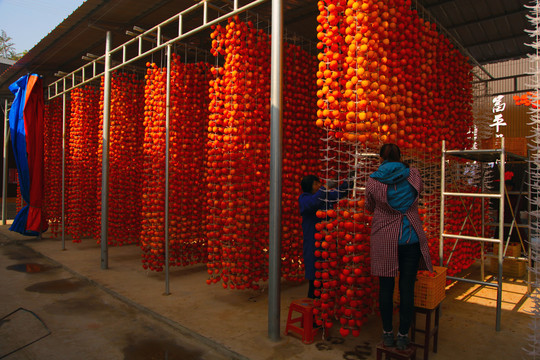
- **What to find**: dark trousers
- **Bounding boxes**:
[308,280,315,299]
[379,242,421,335]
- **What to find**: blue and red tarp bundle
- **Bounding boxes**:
[8,74,47,236]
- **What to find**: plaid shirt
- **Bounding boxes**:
[365,167,433,277]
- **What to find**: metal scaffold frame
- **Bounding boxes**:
[484,152,532,292]
[440,138,530,332]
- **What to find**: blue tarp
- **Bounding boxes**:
[8,74,46,236]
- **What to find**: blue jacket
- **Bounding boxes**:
[299,181,349,280]
[370,161,418,245]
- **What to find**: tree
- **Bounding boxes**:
[0,29,17,60]
[15,50,27,60]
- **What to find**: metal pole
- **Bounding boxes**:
[101,31,112,269]
[480,162,485,281]
[268,0,283,342]
[61,89,66,250]
[352,151,358,198]
[527,148,532,294]
[439,140,446,267]
[164,44,171,296]
[496,137,505,331]
[2,99,9,225]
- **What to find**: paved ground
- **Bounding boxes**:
[0,238,231,360]
[0,222,536,360]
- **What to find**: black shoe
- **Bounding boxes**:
[382,332,395,347]
[396,334,410,350]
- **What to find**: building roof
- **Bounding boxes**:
[0,58,16,66]
[0,0,533,98]
[0,58,16,79]
[420,0,531,65]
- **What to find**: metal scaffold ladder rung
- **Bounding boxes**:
[441,233,501,242]
[445,149,503,155]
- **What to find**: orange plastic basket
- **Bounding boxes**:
[413,266,447,309]
[394,266,447,309]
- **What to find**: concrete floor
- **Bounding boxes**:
[0,235,231,360]
[0,224,535,360]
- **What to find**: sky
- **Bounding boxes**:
[0,0,85,54]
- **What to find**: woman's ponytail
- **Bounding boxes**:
[379,143,409,168]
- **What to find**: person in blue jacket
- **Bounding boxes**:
[299,174,349,298]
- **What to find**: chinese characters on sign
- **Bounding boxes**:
[490,95,506,138]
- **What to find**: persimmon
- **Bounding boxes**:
[65,85,101,243]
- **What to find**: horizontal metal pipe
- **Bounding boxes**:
[443,191,501,198]
[441,233,502,243]
[486,222,529,228]
[446,276,499,288]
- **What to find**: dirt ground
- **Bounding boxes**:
[0,224,535,360]
[0,239,233,360]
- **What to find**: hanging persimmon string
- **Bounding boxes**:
[168,58,209,266]
[66,85,101,243]
[141,59,210,271]
[44,98,65,238]
[281,42,323,282]
[98,72,145,246]
[206,17,271,290]
[141,62,167,270]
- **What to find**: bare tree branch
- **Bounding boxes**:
[0,29,17,59]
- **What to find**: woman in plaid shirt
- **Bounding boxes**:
[366,144,433,350]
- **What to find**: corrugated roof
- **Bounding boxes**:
[0,0,533,98]
[419,0,530,64]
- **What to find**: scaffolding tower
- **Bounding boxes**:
[440,138,530,332]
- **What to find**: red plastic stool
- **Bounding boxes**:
[376,342,417,360]
[284,298,318,344]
